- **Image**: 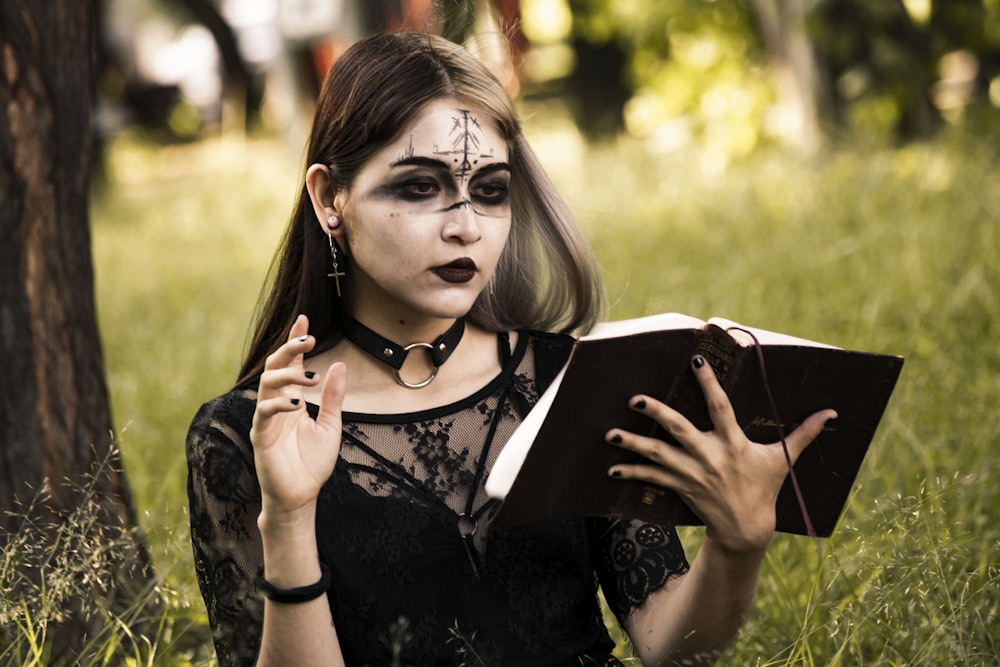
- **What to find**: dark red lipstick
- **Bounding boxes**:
[434,258,477,283]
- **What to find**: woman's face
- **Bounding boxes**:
[334,98,512,326]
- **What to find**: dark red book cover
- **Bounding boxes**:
[489,320,904,537]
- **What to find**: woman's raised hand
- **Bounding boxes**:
[606,356,836,554]
[251,314,347,518]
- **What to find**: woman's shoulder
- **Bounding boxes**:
[192,385,258,421]
[186,385,259,452]
[520,328,575,360]
[517,329,576,392]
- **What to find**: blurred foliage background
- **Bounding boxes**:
[98,0,1000,156]
[46,0,1000,663]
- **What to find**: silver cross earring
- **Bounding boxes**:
[326,217,345,297]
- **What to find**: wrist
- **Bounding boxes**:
[704,514,775,557]
[702,530,769,567]
[258,499,318,537]
[258,503,323,585]
[258,561,331,604]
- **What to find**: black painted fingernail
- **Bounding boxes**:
[608,433,622,445]
[290,398,301,406]
[692,355,706,369]
[609,469,622,478]
[298,335,309,343]
[305,371,316,379]
[631,398,646,410]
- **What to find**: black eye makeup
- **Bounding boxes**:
[469,170,511,207]
[380,154,511,213]
[393,175,442,201]
[471,182,508,205]
[374,108,511,214]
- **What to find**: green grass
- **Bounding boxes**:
[84,120,1000,665]
[86,134,301,664]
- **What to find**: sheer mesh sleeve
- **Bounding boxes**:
[589,518,690,623]
[186,390,265,667]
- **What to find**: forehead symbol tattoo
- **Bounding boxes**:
[397,134,415,162]
[433,109,495,182]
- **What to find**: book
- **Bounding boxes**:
[486,313,904,536]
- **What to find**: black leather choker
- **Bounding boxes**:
[343,318,466,389]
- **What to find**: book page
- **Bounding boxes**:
[707,317,841,349]
[583,312,706,340]
[485,365,567,499]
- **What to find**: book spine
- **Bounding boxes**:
[663,325,745,433]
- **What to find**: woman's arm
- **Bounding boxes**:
[621,538,765,665]
[250,315,348,666]
[256,504,343,666]
[606,355,836,665]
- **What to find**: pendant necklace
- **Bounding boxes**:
[343,318,466,389]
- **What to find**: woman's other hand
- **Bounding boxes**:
[606,355,836,554]
[251,314,347,519]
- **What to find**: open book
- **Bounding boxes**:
[486,313,904,536]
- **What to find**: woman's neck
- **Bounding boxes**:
[342,317,464,389]
[304,321,511,414]
[350,312,459,347]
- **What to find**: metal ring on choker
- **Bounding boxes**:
[343,318,466,389]
[395,342,438,388]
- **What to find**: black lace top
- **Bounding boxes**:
[186,330,689,666]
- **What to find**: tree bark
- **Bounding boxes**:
[0,0,155,657]
[751,0,823,151]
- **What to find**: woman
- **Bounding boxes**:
[186,32,834,666]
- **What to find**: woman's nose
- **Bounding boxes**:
[442,200,481,243]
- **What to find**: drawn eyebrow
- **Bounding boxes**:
[390,156,450,170]
[472,162,512,177]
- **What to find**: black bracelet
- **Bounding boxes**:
[257,561,331,604]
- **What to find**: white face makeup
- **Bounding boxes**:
[332,98,512,328]
[375,108,511,220]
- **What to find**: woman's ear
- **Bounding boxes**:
[305,163,344,239]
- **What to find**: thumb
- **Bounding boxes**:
[783,409,838,464]
[315,362,348,431]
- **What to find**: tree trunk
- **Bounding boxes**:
[751,0,823,151]
[0,0,155,658]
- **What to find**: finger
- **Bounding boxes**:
[254,395,305,421]
[606,428,697,475]
[315,362,347,430]
[259,345,314,402]
[608,460,688,496]
[691,355,742,442]
[783,409,838,464]
[258,367,321,394]
[627,395,705,456]
[289,313,309,339]
[262,332,316,373]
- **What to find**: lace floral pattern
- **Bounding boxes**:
[591,519,690,621]
[186,331,689,666]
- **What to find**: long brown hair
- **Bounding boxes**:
[236,32,603,387]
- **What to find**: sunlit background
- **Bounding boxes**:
[80,0,1000,663]
[98,0,1000,163]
